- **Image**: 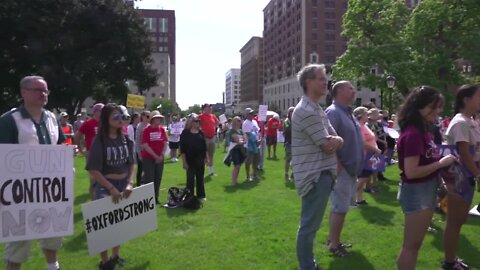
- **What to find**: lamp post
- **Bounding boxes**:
[386,75,396,117]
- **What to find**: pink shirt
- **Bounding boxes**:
[360,124,377,149]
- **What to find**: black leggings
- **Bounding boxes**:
[186,158,206,198]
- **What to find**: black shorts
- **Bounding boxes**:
[169,141,180,149]
[266,136,277,146]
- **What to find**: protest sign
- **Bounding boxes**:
[126,94,145,109]
[363,153,386,172]
[436,144,475,177]
[81,183,157,256]
[468,205,480,217]
[0,144,74,243]
[277,131,285,143]
[219,114,228,125]
[383,126,399,139]
[169,122,184,135]
[258,105,268,122]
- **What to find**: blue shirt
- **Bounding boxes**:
[325,102,364,176]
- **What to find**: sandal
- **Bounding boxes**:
[329,245,352,257]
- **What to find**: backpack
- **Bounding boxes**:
[166,187,203,210]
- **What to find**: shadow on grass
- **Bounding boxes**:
[285,180,295,189]
[164,206,198,218]
[327,250,375,270]
[127,262,151,270]
[358,205,395,226]
[367,183,400,207]
[64,231,87,252]
[223,180,259,193]
[74,192,90,205]
[428,216,480,268]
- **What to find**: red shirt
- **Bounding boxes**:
[141,125,168,160]
[198,113,218,139]
[267,118,281,137]
[62,125,73,145]
[79,118,99,150]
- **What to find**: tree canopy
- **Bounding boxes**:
[0,0,157,114]
[334,0,480,114]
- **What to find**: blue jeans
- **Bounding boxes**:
[297,171,334,270]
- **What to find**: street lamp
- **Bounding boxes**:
[386,75,396,117]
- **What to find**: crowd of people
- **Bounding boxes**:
[0,69,478,270]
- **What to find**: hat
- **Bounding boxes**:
[367,108,380,118]
[188,113,199,121]
[274,115,280,120]
[287,107,295,114]
[202,103,212,109]
[119,105,130,117]
[60,112,68,118]
[149,110,164,122]
[353,107,368,119]
[244,107,255,114]
[92,103,104,113]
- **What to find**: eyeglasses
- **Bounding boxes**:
[112,113,123,120]
[25,88,50,95]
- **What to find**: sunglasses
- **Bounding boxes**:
[112,113,127,121]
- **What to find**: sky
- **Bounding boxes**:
[136,0,270,110]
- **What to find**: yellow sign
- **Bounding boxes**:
[126,94,145,109]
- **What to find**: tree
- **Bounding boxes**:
[0,0,157,114]
[183,104,202,116]
[149,98,179,118]
[334,0,480,114]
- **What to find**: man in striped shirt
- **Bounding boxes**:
[292,64,344,270]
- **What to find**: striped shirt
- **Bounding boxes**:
[292,96,338,197]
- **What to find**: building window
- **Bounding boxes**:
[355,98,362,107]
[325,55,336,63]
[325,45,335,52]
[312,0,318,6]
[144,18,157,32]
[161,93,165,98]
[325,33,336,40]
[312,11,318,18]
[370,98,377,106]
[325,23,336,30]
[325,12,335,19]
[325,1,335,8]
[312,21,318,29]
[159,18,168,33]
[151,93,156,97]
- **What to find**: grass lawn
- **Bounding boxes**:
[2,146,479,270]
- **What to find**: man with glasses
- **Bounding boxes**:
[74,102,104,199]
[0,76,65,270]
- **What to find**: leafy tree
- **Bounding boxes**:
[0,0,157,114]
[183,104,202,116]
[149,98,179,117]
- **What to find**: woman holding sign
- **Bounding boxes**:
[395,86,457,270]
[442,84,480,270]
[86,103,135,270]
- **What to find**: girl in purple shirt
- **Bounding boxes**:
[396,86,456,270]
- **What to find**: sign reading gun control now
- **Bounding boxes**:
[0,144,74,243]
[81,183,157,256]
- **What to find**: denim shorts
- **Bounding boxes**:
[397,178,438,214]
[95,179,129,200]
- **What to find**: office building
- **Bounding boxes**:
[239,37,264,110]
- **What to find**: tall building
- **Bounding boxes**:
[239,37,264,109]
[225,69,241,107]
[262,0,351,113]
[128,9,176,107]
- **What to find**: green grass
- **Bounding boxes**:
[2,147,480,270]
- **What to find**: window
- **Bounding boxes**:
[312,21,318,29]
[325,33,336,40]
[159,18,168,33]
[325,55,336,63]
[312,11,318,18]
[312,0,318,6]
[310,53,318,63]
[325,12,335,19]
[144,18,157,32]
[161,93,165,98]
[151,93,156,97]
[355,98,362,106]
[325,45,335,52]
[312,33,318,40]
[370,98,377,106]
[325,1,335,8]
[325,23,336,30]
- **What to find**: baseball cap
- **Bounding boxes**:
[119,105,130,118]
[60,112,68,118]
[92,103,104,113]
[244,108,255,114]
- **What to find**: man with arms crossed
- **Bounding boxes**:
[325,81,364,257]
[0,76,65,270]
[292,64,343,270]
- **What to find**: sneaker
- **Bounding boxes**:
[356,200,368,205]
[111,255,126,267]
[98,259,116,270]
[442,257,469,270]
[329,245,352,257]
[350,203,358,208]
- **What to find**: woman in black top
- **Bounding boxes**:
[86,103,135,270]
[180,113,208,199]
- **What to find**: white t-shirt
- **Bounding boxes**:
[168,122,184,143]
[445,113,480,161]
[242,119,259,133]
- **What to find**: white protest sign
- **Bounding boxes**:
[277,131,285,143]
[384,126,400,139]
[469,205,480,217]
[258,105,268,122]
[219,114,228,125]
[81,183,157,256]
[169,122,184,135]
[0,144,74,243]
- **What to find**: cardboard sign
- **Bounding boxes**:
[169,122,184,135]
[0,144,74,243]
[258,105,268,122]
[219,114,228,125]
[436,144,475,177]
[126,94,145,109]
[383,126,400,139]
[81,183,157,256]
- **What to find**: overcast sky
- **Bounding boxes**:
[136,0,270,109]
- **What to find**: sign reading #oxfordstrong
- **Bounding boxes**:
[0,144,74,243]
[81,183,158,256]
